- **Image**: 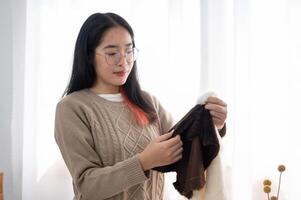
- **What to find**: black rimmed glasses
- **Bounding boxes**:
[96,47,139,65]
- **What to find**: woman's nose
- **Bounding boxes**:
[117,53,128,66]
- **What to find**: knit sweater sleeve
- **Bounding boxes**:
[54,99,148,200]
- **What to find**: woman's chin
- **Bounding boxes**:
[116,77,128,85]
[113,80,127,87]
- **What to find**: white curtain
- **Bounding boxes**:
[200,0,301,199]
[23,0,200,199]
[22,0,301,200]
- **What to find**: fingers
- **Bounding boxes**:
[162,135,182,148]
[205,103,227,114]
[212,117,225,129]
[167,139,183,163]
[169,139,183,153]
[206,96,227,107]
[209,110,227,120]
[156,132,173,142]
[169,151,183,163]
[172,145,183,157]
[173,154,183,162]
[205,97,227,120]
[146,132,183,168]
[205,96,227,129]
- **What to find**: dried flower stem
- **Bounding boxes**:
[267,193,270,200]
[277,172,283,199]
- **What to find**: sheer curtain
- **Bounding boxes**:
[23,0,200,199]
[201,0,301,199]
[22,0,301,200]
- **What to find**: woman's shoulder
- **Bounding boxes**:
[56,89,93,111]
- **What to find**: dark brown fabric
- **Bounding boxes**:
[218,123,227,137]
[154,104,224,198]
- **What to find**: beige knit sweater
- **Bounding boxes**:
[54,89,173,200]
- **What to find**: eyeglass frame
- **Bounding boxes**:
[95,47,139,66]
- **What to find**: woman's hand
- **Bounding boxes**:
[138,132,183,171]
[205,96,227,130]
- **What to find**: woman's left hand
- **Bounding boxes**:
[204,96,227,130]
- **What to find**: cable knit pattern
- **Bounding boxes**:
[55,89,173,200]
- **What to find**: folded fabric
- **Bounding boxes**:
[153,104,221,198]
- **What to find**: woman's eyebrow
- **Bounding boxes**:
[125,43,133,47]
[103,44,118,49]
[103,43,133,49]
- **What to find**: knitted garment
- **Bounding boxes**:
[54,89,173,200]
[154,103,226,199]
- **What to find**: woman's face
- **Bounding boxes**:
[93,26,134,93]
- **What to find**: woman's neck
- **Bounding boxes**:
[90,85,120,94]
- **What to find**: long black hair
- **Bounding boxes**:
[63,12,157,123]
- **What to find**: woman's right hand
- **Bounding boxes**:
[138,132,183,171]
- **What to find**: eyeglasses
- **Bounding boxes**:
[96,47,139,66]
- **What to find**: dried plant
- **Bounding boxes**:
[262,164,286,200]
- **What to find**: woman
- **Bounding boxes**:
[55,12,227,200]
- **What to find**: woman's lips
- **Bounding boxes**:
[114,71,126,77]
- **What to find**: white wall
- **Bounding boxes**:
[0,1,13,199]
[0,0,26,199]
